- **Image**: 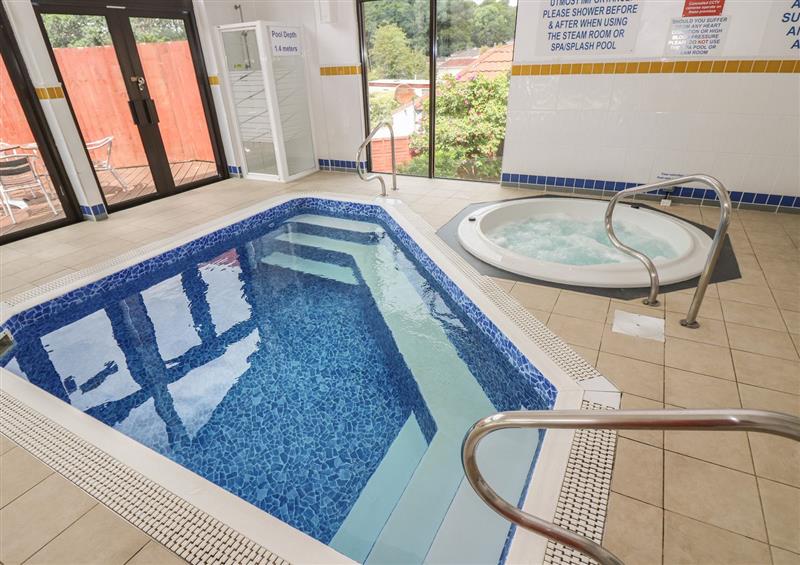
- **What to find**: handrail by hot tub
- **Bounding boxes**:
[462,409,800,565]
[356,121,397,197]
[604,175,732,327]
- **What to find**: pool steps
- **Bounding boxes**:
[274,215,539,563]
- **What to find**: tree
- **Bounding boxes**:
[41,14,185,48]
[368,24,427,80]
[400,73,510,181]
[436,0,476,57]
[369,92,401,123]
[363,0,429,52]
[472,0,517,48]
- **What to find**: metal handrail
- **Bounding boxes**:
[462,409,800,565]
[604,175,732,327]
[356,121,397,197]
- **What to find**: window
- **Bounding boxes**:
[358,0,517,182]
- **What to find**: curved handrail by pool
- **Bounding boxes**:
[462,408,800,565]
[604,174,732,327]
[356,121,397,197]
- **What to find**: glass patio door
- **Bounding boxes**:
[0,6,78,241]
[37,3,223,209]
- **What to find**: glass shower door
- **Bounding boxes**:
[220,28,279,177]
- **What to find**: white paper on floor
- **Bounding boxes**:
[612,310,665,342]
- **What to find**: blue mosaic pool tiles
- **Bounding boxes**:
[501,172,800,213]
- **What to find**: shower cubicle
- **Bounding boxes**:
[216,21,317,182]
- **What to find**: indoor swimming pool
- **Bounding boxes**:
[0,198,558,564]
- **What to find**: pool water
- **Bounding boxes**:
[486,213,679,265]
[1,201,555,564]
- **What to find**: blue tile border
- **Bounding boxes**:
[227,164,243,176]
[501,172,800,213]
[318,159,367,173]
[80,203,108,221]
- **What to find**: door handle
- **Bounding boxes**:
[142,98,160,125]
[127,100,140,125]
[129,75,145,92]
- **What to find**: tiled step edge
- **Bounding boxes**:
[0,391,288,565]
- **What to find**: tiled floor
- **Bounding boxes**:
[1,172,798,564]
[0,433,186,564]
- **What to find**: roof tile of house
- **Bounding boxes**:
[456,42,514,81]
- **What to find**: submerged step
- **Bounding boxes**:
[260,251,358,285]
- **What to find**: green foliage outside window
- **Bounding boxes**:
[400,73,509,181]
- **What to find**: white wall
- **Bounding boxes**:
[196,0,365,165]
[503,0,800,198]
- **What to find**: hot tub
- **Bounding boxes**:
[458,197,713,288]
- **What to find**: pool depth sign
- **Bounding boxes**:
[270,26,302,56]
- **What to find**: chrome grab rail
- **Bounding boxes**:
[356,121,397,197]
[462,409,800,565]
[604,175,732,327]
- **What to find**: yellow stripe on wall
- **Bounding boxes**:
[511,59,800,76]
[320,65,361,76]
[208,75,220,85]
[36,86,65,99]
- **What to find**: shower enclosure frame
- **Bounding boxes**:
[215,21,318,183]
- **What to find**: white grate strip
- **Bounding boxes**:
[0,391,288,565]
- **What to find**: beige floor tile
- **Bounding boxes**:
[773,288,800,313]
[665,368,741,408]
[610,437,663,507]
[489,277,514,292]
[525,308,551,323]
[547,313,604,349]
[722,300,788,331]
[569,344,599,366]
[764,268,800,292]
[727,322,799,361]
[602,493,663,565]
[749,434,800,488]
[26,505,149,565]
[738,383,800,416]
[600,324,664,365]
[664,452,766,540]
[664,311,728,346]
[782,309,800,334]
[663,511,771,565]
[732,350,800,395]
[0,474,96,564]
[665,291,723,320]
[552,292,610,323]
[772,546,800,565]
[759,478,800,553]
[596,352,663,402]
[665,429,753,473]
[508,282,560,311]
[126,542,187,565]
[717,281,777,307]
[0,433,15,455]
[0,448,53,508]
[619,394,664,448]
[665,337,735,380]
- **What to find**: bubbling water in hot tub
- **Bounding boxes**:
[485,212,679,266]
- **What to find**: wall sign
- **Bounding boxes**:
[760,0,800,54]
[666,15,729,56]
[269,27,302,56]
[536,0,643,57]
[682,0,725,17]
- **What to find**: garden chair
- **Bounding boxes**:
[86,136,129,191]
[0,154,58,224]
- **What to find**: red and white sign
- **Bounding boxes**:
[682,0,725,17]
